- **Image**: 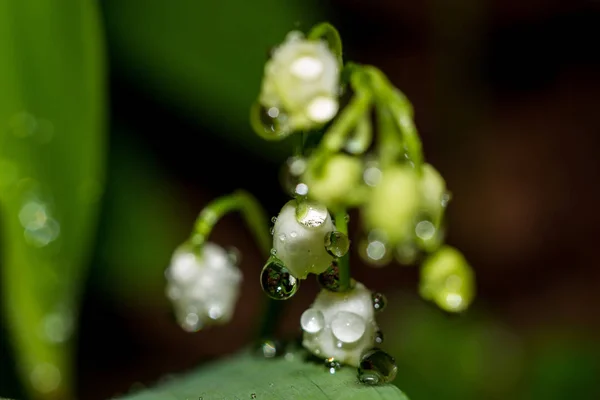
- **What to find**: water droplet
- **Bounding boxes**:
[324,231,350,257]
[270,226,275,235]
[260,256,299,300]
[316,261,340,292]
[278,233,286,242]
[270,248,277,256]
[254,338,284,359]
[30,362,61,393]
[40,312,72,344]
[290,231,298,238]
[181,312,202,332]
[226,246,241,264]
[415,220,436,241]
[331,311,366,344]
[294,182,309,196]
[441,192,452,208]
[375,330,384,345]
[255,104,290,139]
[344,214,350,222]
[359,231,392,267]
[371,292,387,312]
[358,349,398,385]
[300,309,325,333]
[295,201,328,228]
[280,157,307,196]
[306,96,338,123]
[251,393,257,399]
[325,357,341,374]
[271,216,278,223]
[363,163,382,187]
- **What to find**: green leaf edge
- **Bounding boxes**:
[117,349,409,400]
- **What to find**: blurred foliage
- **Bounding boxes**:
[101,0,328,161]
[116,349,409,400]
[379,294,600,400]
[0,1,105,399]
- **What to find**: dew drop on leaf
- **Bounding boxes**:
[324,357,341,374]
[260,256,299,300]
[358,349,398,385]
[374,330,384,345]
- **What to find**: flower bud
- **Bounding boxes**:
[303,154,363,208]
[420,163,447,226]
[272,200,335,279]
[363,165,420,244]
[419,245,475,313]
[165,242,242,331]
[301,281,380,367]
[259,31,340,132]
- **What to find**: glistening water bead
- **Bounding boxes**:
[358,349,398,385]
[300,309,325,334]
[371,292,387,312]
[295,201,328,228]
[316,261,340,292]
[324,231,350,258]
[260,256,299,300]
[325,357,341,374]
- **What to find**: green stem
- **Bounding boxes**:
[191,190,270,257]
[307,22,343,67]
[334,209,351,292]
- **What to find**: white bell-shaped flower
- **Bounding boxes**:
[272,200,335,279]
[165,242,242,332]
[260,31,340,132]
[301,281,379,367]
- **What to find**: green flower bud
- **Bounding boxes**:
[363,165,420,244]
[303,154,363,208]
[259,31,340,133]
[419,246,475,313]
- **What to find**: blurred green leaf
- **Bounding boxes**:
[0,1,105,399]
[101,0,327,161]
[117,349,409,400]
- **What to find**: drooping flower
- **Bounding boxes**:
[165,242,242,331]
[271,199,335,279]
[301,281,380,367]
[259,31,340,134]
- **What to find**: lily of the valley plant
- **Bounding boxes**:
[164,22,475,385]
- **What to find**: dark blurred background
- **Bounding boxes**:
[2,0,599,399]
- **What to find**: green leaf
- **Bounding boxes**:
[0,1,106,399]
[117,350,409,400]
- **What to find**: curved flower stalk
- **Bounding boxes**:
[165,190,272,332]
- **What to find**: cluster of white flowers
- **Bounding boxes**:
[301,281,379,367]
[260,31,340,133]
[165,242,242,332]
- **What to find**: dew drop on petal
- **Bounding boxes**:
[294,183,309,196]
[260,256,299,300]
[300,309,325,334]
[331,311,366,344]
[358,349,398,385]
[324,231,350,258]
[254,338,284,358]
[295,201,328,228]
[371,292,387,312]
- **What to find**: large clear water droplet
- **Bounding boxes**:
[331,311,366,344]
[300,309,325,334]
[358,349,398,385]
[371,292,387,312]
[316,261,340,292]
[254,104,290,139]
[260,256,299,300]
[295,201,328,228]
[324,231,350,258]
